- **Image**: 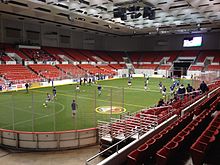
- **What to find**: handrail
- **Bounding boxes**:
[85,110,175,165]
[85,128,142,165]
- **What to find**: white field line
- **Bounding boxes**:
[34,90,147,108]
[0,103,44,116]
[2,101,65,128]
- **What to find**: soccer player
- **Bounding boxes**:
[88,78,92,86]
[76,85,80,92]
[52,86,56,99]
[25,82,29,93]
[97,84,102,96]
[144,82,148,91]
[146,76,149,85]
[71,99,77,117]
[43,93,51,108]
[170,84,175,96]
[128,79,132,87]
[159,82,163,92]
[79,78,82,86]
[176,80,180,86]
[162,86,167,98]
[83,78,87,85]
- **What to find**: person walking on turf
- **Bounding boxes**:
[71,99,77,117]
[128,79,132,88]
[76,85,80,92]
[43,93,51,108]
[144,82,148,91]
[146,76,149,85]
[25,82,29,93]
[159,82,163,93]
[97,84,102,96]
[52,86,56,99]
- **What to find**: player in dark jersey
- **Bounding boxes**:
[52,86,56,99]
[97,84,102,96]
[159,82,163,92]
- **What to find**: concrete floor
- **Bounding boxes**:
[0,145,100,165]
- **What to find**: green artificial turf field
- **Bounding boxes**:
[0,77,192,132]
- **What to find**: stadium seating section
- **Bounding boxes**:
[78,64,112,75]
[0,43,220,83]
[62,48,90,61]
[29,64,65,80]
[207,65,220,71]
[189,65,204,71]
[56,64,85,77]
[158,65,171,70]
[21,48,55,61]
[133,64,159,69]
[126,82,220,165]
[0,64,41,83]
[42,47,65,62]
[197,50,220,63]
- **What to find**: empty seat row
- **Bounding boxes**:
[28,64,65,80]
[0,64,41,83]
[155,92,220,165]
[127,111,194,165]
[190,111,220,165]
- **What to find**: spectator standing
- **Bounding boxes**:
[186,83,193,93]
[177,84,186,100]
[199,81,209,93]
[157,98,165,107]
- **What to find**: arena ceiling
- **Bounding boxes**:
[1,0,220,36]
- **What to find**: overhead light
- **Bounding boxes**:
[143,7,155,20]
[113,7,126,18]
[121,14,127,21]
[135,13,142,18]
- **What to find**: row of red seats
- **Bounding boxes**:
[157,65,171,70]
[156,107,215,165]
[190,109,220,165]
[127,112,194,165]
[21,48,55,61]
[189,65,204,71]
[194,90,220,116]
[42,47,65,62]
[127,82,220,165]
[94,51,118,62]
[133,64,158,69]
[207,65,220,71]
[197,50,220,63]
[0,54,11,62]
[56,64,86,77]
[29,64,64,80]
[97,65,116,75]
[62,48,90,61]
[109,64,125,69]
[78,64,114,75]
[0,64,41,83]
[78,50,97,62]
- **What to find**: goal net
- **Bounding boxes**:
[193,71,220,89]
